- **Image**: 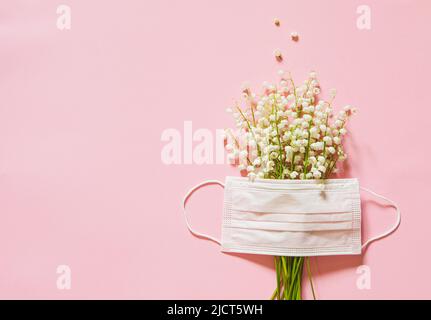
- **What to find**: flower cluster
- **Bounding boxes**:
[225,71,356,180]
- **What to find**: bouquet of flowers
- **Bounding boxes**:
[224,71,356,300]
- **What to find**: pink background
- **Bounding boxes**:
[0,0,430,299]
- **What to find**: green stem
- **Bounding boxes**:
[281,257,289,299]
[306,257,316,300]
[303,121,313,176]
[274,256,281,300]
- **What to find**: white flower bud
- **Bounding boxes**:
[334,120,343,128]
[253,158,261,166]
[290,171,299,179]
[323,136,332,145]
[270,152,278,160]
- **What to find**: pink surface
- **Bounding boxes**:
[0,0,430,299]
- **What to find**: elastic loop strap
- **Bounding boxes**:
[360,186,401,250]
[182,180,224,245]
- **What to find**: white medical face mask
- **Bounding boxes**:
[183,177,400,257]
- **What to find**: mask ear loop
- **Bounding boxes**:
[360,186,401,250]
[182,180,224,245]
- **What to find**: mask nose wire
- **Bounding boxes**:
[182,180,224,245]
[360,186,401,250]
